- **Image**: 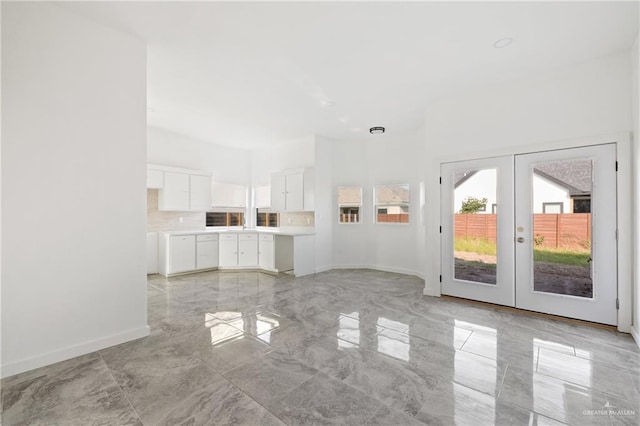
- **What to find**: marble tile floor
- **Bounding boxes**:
[2,269,640,425]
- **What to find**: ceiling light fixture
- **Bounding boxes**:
[320,100,336,108]
[493,37,513,49]
[369,126,385,134]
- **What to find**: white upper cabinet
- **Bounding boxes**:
[152,164,212,212]
[271,169,314,212]
[147,168,164,189]
[271,175,287,211]
[285,172,304,211]
[211,182,247,208]
[159,171,190,211]
[190,174,212,211]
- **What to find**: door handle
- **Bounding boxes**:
[516,237,525,243]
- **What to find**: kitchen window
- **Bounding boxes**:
[207,210,245,227]
[338,187,362,223]
[256,209,279,228]
[375,184,410,224]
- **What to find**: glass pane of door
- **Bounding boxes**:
[441,156,514,307]
[453,168,498,285]
[531,159,593,298]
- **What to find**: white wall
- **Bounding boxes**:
[148,127,251,185]
[330,128,425,276]
[250,135,315,186]
[1,3,148,377]
[314,136,333,272]
[423,51,633,323]
[531,176,571,214]
[631,34,640,343]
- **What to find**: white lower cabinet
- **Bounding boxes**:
[258,234,274,269]
[159,231,308,276]
[169,235,196,273]
[196,234,219,269]
[238,233,258,266]
[218,233,239,267]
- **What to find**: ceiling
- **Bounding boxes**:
[59,1,638,150]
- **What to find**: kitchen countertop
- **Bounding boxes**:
[160,228,315,237]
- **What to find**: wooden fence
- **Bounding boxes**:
[378,214,410,223]
[454,213,591,249]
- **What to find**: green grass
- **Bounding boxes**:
[454,237,590,266]
[454,237,496,256]
[533,249,590,266]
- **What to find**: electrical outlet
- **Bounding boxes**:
[288,217,292,224]
[179,217,184,223]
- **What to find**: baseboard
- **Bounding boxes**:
[1,325,150,379]
[330,264,424,280]
[331,263,372,270]
[373,264,422,278]
[630,325,640,349]
[314,265,333,273]
[423,287,440,297]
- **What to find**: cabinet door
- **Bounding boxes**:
[190,174,212,211]
[258,240,274,269]
[169,235,196,273]
[219,239,238,266]
[285,172,304,211]
[147,169,163,189]
[196,241,218,269]
[159,172,190,211]
[238,240,258,266]
[271,174,287,211]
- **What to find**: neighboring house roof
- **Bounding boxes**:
[338,187,362,205]
[453,161,592,196]
[533,160,592,195]
[376,185,410,204]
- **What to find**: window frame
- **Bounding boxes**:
[337,186,362,224]
[542,202,564,214]
[374,184,411,225]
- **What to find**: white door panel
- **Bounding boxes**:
[514,144,617,325]
[441,156,514,307]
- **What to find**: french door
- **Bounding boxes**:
[441,144,618,325]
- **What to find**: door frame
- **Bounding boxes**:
[440,156,515,307]
[430,132,632,332]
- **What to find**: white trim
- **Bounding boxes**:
[430,132,633,331]
[314,265,333,274]
[630,325,640,349]
[616,134,633,332]
[1,326,150,379]
[148,163,211,176]
[331,263,423,280]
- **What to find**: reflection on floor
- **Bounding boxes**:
[2,270,639,425]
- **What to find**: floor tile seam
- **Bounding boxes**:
[275,369,395,421]
[536,355,633,387]
[529,369,628,401]
[147,282,167,294]
[570,351,640,372]
[494,389,574,425]
[96,351,145,425]
[211,362,292,426]
[2,353,121,424]
[559,353,640,378]
[458,330,474,351]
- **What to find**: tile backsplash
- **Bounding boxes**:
[147,189,205,232]
[280,211,315,227]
